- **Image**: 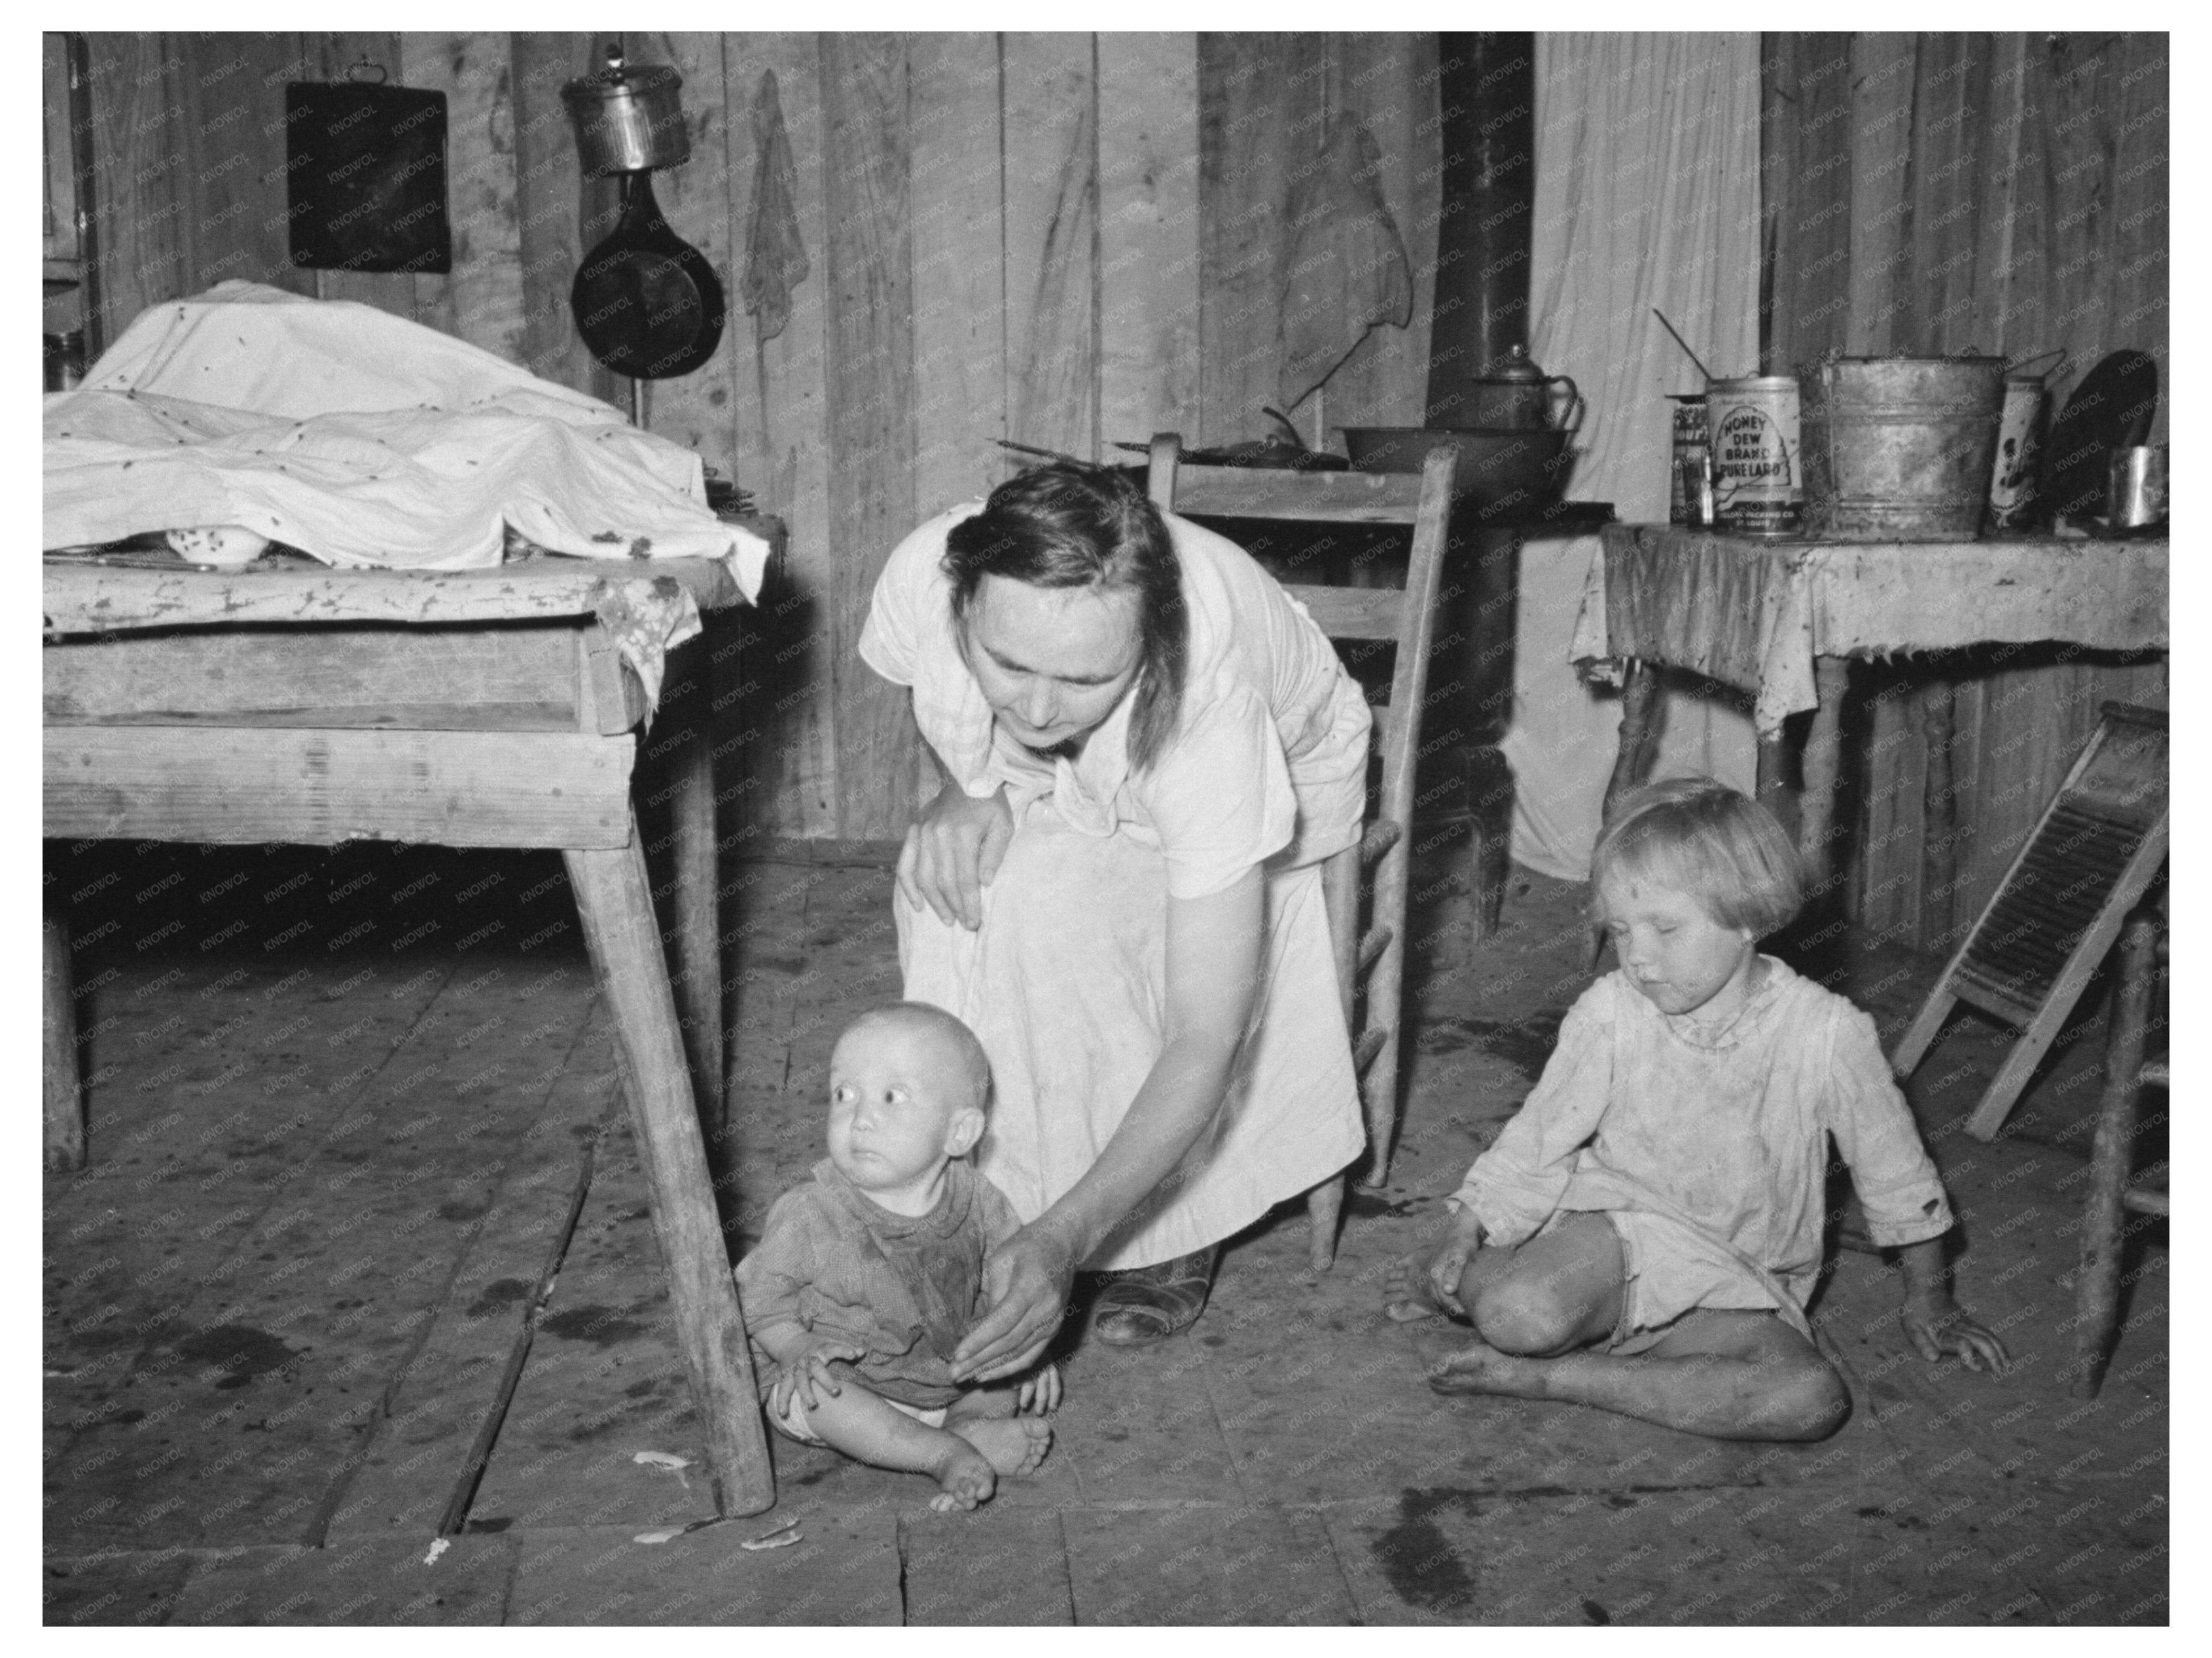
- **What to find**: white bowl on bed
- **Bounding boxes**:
[166,526,272,569]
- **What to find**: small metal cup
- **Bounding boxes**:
[44,330,85,392]
[2107,446,2167,529]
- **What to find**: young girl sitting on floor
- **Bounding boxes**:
[1385,778,2007,1441]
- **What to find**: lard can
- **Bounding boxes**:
[1706,375,1802,535]
[1985,374,2046,530]
[1668,394,1708,526]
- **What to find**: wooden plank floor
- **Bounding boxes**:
[44,835,2169,1625]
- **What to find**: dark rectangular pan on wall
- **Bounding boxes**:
[286,73,452,276]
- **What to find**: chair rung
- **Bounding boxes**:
[1357,924,1393,973]
[2137,1059,2168,1089]
[1351,1025,1388,1074]
[1360,820,1403,863]
[2121,1186,2168,1218]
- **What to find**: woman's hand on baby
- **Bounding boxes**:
[770,1335,868,1415]
[1016,1361,1062,1416]
[1900,1297,2010,1375]
[951,1224,1077,1384]
[897,784,1015,930]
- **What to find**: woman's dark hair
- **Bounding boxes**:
[942,461,1187,771]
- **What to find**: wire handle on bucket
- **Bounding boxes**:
[2001,348,2067,381]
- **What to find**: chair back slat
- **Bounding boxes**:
[1279,584,1402,641]
[1164,464,1432,524]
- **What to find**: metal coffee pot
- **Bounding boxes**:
[1454,345,1584,431]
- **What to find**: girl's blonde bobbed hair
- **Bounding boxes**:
[1591,777,1803,937]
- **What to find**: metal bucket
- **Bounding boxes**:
[1705,376,1801,535]
[562,58,690,175]
[1798,356,2006,541]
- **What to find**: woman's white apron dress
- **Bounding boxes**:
[863,506,1372,1270]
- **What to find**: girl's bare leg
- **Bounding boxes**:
[1408,1213,1850,1440]
[1385,1212,1626,1341]
[1428,1307,1849,1441]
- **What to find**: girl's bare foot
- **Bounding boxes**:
[1384,1253,1448,1322]
[1426,1333,1545,1397]
[953,1415,1052,1479]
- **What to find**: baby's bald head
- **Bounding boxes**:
[834,1003,991,1118]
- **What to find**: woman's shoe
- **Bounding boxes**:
[1090,1246,1219,1348]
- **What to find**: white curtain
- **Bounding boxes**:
[1503,33,1763,878]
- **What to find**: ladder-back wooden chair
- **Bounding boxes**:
[2070,910,2167,1398]
[1147,433,1455,1271]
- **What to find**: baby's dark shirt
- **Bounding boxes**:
[736,1157,1022,1409]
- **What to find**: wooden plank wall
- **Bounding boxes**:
[1762,31,2168,950]
[56,31,1443,844]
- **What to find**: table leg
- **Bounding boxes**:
[1798,656,1850,895]
[660,645,725,1131]
[565,837,774,1517]
[1921,682,1959,942]
[45,906,85,1172]
[1603,658,1664,824]
[1755,735,1789,815]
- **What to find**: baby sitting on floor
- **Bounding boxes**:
[736,1001,1058,1511]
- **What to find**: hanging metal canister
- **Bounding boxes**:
[1668,393,1708,525]
[561,50,690,176]
[1705,375,1802,535]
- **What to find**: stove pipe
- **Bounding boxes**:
[1426,33,1537,427]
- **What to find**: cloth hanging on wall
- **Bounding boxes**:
[1502,33,1762,879]
[1278,113,1413,410]
[741,70,810,344]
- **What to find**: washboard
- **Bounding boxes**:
[1890,702,2168,1142]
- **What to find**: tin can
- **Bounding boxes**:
[44,330,84,393]
[1668,394,1707,526]
[1986,374,2046,530]
[2107,446,2167,529]
[1705,375,1802,535]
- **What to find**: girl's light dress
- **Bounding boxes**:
[861,505,1372,1270]
[1450,958,1955,1344]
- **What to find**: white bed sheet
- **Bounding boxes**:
[42,281,766,598]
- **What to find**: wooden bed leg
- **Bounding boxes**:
[660,645,725,1132]
[45,907,85,1173]
[565,838,773,1518]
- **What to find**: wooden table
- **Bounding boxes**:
[41,554,775,1518]
[1573,526,2169,890]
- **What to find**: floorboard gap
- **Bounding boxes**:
[433,1123,603,1536]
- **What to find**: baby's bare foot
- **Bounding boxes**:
[1426,1334,1541,1397]
[927,1440,998,1513]
[1383,1254,1446,1322]
[953,1415,1053,1479]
